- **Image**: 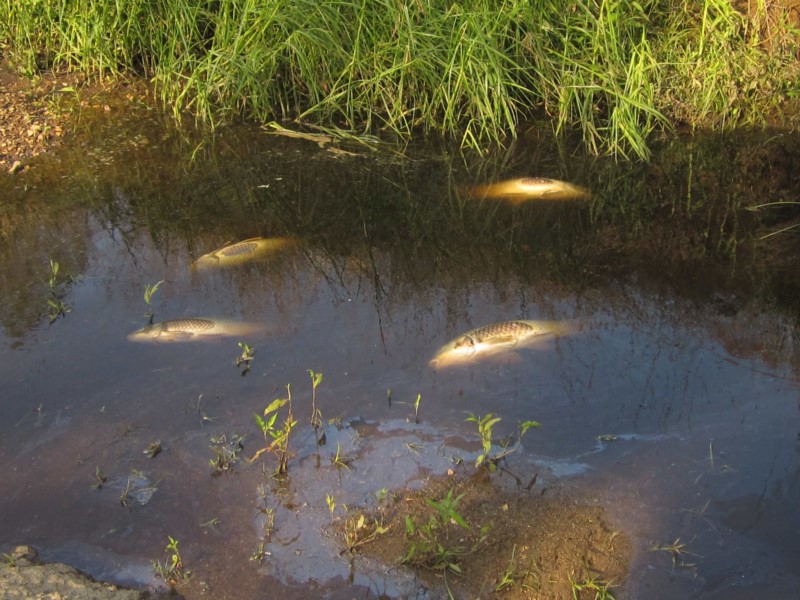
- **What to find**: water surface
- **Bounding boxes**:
[0,110,798,599]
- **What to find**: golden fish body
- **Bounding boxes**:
[127,318,266,343]
[429,319,574,368]
[469,178,591,203]
[191,237,296,271]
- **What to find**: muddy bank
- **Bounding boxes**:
[0,62,150,174]
[336,473,631,599]
[0,546,175,600]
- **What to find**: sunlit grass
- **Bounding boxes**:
[1,1,796,158]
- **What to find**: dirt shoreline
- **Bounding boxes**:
[0,63,151,175]
[0,546,176,600]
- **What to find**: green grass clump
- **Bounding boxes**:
[1,1,797,158]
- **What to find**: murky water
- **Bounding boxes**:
[1,109,798,599]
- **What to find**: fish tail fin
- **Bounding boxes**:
[520,319,580,338]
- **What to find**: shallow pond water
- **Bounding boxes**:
[0,109,798,599]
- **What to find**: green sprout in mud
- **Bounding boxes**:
[402,487,489,574]
[393,392,423,423]
[326,493,337,518]
[308,369,325,447]
[495,544,533,592]
[250,385,297,476]
[250,541,269,563]
[569,574,618,600]
[209,433,245,475]
[235,342,255,376]
[465,412,539,471]
[143,279,164,324]
[342,513,390,555]
[152,536,190,585]
[402,393,422,424]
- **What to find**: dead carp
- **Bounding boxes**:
[429,319,575,368]
[467,177,591,204]
[191,237,296,271]
[127,318,266,343]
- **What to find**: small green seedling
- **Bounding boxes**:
[209,434,245,474]
[152,536,190,585]
[465,412,540,471]
[308,369,325,446]
[235,342,255,376]
[494,544,533,592]
[342,513,389,554]
[250,541,269,563]
[402,487,487,573]
[569,574,617,599]
[394,393,423,423]
[143,279,164,323]
[250,385,297,476]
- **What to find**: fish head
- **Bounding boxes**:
[429,336,494,369]
[190,254,221,271]
[126,323,162,342]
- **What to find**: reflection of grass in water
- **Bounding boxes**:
[748,201,800,239]
[45,259,75,324]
